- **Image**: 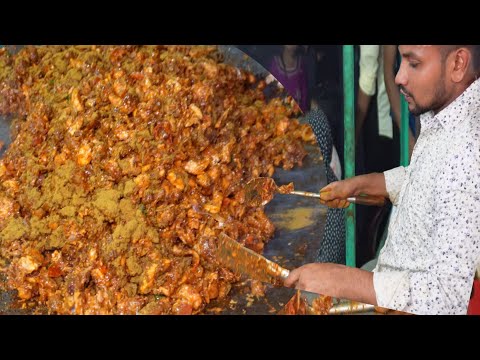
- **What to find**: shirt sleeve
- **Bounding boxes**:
[359,45,379,96]
[374,153,480,314]
[373,270,410,310]
[383,166,407,205]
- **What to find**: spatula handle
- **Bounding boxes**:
[328,302,375,314]
[347,195,386,206]
[266,261,290,280]
[289,190,321,198]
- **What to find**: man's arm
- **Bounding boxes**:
[319,172,390,208]
[356,88,372,141]
[284,263,377,306]
[383,45,401,127]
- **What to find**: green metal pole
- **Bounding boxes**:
[343,45,356,268]
[400,97,410,166]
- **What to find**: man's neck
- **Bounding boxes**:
[434,76,477,115]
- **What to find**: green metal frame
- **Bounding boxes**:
[400,96,410,166]
[343,45,356,268]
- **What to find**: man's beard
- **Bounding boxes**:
[409,81,447,116]
[405,66,448,116]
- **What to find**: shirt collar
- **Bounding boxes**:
[420,77,480,131]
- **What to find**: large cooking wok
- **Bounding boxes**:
[0,45,328,315]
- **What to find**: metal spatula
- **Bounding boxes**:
[214,232,290,286]
[244,177,320,207]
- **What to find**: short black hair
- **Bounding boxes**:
[440,45,480,71]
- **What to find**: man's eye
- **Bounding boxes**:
[409,62,419,68]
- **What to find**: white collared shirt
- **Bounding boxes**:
[373,78,480,314]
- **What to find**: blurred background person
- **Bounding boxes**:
[268,45,310,112]
[384,44,419,153]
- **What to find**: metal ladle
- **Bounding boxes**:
[244,177,320,207]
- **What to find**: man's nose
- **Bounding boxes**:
[395,63,407,86]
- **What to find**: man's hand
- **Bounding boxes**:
[284,262,378,306]
[319,178,357,208]
[284,263,343,295]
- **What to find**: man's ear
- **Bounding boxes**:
[450,48,471,83]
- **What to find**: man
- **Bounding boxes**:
[285,45,480,315]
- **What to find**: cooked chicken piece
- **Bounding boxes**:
[184,158,209,175]
[77,143,92,166]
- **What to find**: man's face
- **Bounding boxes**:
[395,45,451,116]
